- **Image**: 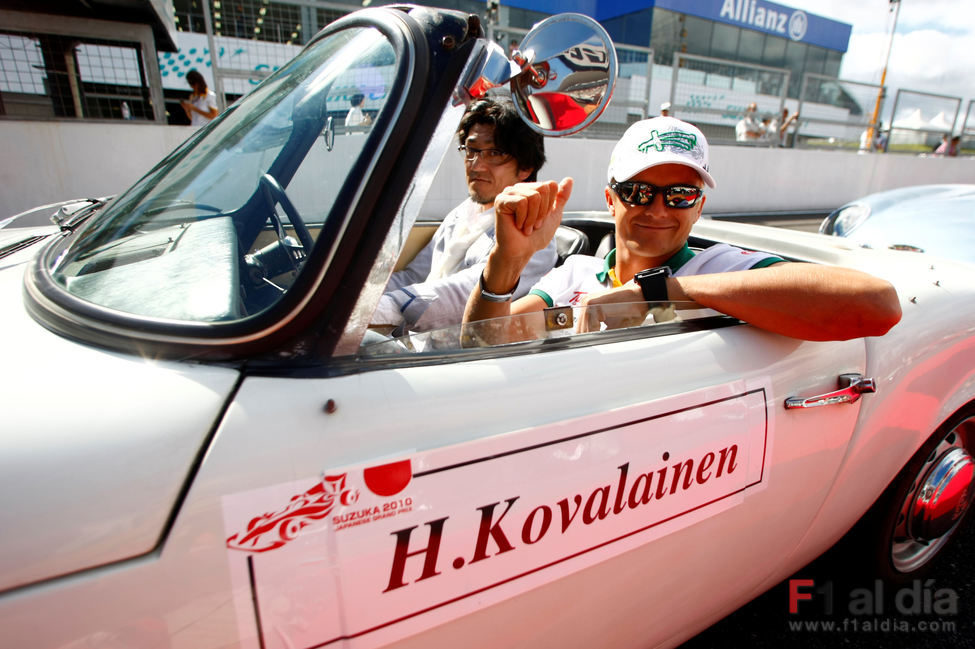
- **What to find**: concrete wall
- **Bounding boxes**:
[2,120,973,221]
[421,138,975,219]
[0,120,195,218]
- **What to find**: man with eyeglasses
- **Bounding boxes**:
[464,117,901,342]
[371,97,556,333]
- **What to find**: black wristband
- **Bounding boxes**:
[634,266,672,303]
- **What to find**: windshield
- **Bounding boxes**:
[48,27,396,323]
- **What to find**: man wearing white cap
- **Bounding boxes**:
[463,117,901,342]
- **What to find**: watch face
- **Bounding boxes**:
[636,267,670,279]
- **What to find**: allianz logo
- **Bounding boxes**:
[719,0,808,41]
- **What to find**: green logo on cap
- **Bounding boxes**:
[638,129,697,153]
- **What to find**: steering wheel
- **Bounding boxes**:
[259,173,315,253]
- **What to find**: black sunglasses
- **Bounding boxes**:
[609,180,703,209]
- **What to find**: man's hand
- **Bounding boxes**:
[464,178,573,329]
[493,178,573,269]
[577,284,648,332]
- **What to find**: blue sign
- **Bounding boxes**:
[502,0,598,15]
[502,0,851,53]
[643,0,849,52]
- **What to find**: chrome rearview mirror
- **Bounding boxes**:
[509,13,617,137]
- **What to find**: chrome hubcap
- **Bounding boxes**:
[907,448,974,540]
[891,416,975,573]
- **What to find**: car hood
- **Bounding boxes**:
[0,225,59,271]
[846,185,975,264]
[0,258,240,593]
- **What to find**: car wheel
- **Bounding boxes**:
[868,405,975,582]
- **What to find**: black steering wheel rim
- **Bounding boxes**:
[259,173,315,252]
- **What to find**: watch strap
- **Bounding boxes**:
[479,271,520,302]
[635,266,672,303]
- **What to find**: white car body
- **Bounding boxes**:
[819,184,975,265]
[1,7,974,649]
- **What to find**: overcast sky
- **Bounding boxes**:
[783,0,974,128]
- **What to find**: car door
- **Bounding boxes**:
[201,317,868,649]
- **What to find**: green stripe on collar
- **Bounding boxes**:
[597,244,696,281]
[665,244,696,273]
[596,249,617,282]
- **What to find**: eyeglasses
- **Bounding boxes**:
[458,145,511,165]
[609,180,703,209]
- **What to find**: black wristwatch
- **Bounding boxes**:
[634,266,672,304]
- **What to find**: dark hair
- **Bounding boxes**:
[185,69,207,91]
[350,93,364,106]
[457,97,545,181]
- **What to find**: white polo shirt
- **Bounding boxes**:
[529,243,783,307]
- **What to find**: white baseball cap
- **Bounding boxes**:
[607,117,715,188]
[660,101,671,111]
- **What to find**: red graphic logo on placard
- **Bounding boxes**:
[226,474,358,553]
[364,460,412,497]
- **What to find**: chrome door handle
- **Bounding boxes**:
[785,373,876,409]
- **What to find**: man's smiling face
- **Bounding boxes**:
[606,163,706,267]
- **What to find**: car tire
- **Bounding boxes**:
[856,404,975,584]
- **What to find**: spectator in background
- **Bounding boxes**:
[933,133,949,153]
[949,135,962,156]
[346,93,370,127]
[935,135,960,157]
[659,102,671,117]
[759,113,775,145]
[858,125,885,153]
[181,70,219,128]
[769,108,799,147]
[735,103,763,143]
[873,123,889,153]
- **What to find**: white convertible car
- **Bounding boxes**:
[2,6,974,649]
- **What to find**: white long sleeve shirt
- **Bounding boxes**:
[372,198,558,332]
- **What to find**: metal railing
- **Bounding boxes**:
[961,100,975,156]
[0,10,165,122]
[8,0,970,155]
[667,53,790,145]
[794,73,883,151]
[196,0,354,109]
[886,88,962,154]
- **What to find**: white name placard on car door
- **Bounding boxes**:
[222,382,769,649]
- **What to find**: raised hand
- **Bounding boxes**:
[493,178,573,266]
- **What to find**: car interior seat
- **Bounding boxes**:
[595,232,614,258]
[554,225,589,266]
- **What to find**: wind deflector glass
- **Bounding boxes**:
[47,27,396,323]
